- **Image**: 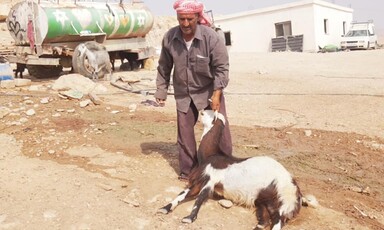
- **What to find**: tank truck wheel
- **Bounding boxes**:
[72,41,108,79]
[26,65,63,78]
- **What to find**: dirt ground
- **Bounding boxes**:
[1,24,384,230]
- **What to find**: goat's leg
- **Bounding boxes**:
[181,187,210,223]
[92,64,101,81]
[254,203,269,230]
[158,178,205,215]
[158,188,192,214]
[267,203,283,230]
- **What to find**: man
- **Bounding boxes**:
[154,0,232,181]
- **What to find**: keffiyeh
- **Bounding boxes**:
[173,0,212,26]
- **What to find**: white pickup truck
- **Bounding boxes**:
[340,21,377,50]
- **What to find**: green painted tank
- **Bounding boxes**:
[6,0,154,45]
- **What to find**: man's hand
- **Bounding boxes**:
[156,98,166,107]
[210,89,222,111]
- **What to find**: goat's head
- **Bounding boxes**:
[200,110,225,140]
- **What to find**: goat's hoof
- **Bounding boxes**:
[254,224,266,230]
[181,217,193,224]
[157,208,169,214]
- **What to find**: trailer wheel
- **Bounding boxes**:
[72,41,108,79]
[27,65,63,78]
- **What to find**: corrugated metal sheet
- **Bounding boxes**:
[271,37,287,52]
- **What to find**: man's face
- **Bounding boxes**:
[177,13,199,36]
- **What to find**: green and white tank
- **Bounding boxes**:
[6,0,154,45]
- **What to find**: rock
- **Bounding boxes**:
[97,183,113,191]
[118,73,141,83]
[52,73,107,94]
[43,210,58,220]
[218,199,233,208]
[14,78,31,87]
[0,107,11,118]
[40,97,50,104]
[79,99,91,108]
[19,117,28,123]
[28,85,42,91]
[258,69,268,74]
[304,130,312,137]
[88,92,102,105]
[0,79,15,89]
[25,109,35,116]
[59,89,84,100]
[122,197,140,207]
[24,99,34,105]
[303,194,319,208]
[128,104,137,112]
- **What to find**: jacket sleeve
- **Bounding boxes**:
[154,34,174,100]
[210,33,229,90]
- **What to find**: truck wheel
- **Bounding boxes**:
[27,65,63,78]
[72,41,108,79]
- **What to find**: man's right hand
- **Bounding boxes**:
[156,98,166,107]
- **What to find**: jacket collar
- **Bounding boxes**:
[173,24,204,43]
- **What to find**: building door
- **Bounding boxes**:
[275,21,292,37]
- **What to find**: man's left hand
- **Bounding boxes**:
[210,89,222,111]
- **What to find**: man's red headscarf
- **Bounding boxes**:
[173,0,212,26]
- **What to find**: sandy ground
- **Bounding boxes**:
[1,21,384,230]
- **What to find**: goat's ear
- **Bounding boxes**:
[216,113,226,125]
[214,110,218,122]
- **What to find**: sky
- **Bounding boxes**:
[144,0,384,31]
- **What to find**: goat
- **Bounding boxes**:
[109,51,142,71]
[14,63,26,78]
[77,43,112,80]
[158,110,309,230]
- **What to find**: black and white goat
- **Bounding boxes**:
[158,110,309,230]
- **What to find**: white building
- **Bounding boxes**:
[215,0,353,53]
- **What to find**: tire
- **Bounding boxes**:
[72,41,108,79]
[27,64,63,78]
[367,42,370,50]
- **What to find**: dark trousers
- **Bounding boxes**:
[176,95,232,175]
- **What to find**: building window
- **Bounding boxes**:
[275,21,292,37]
[324,19,329,34]
[224,31,232,46]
